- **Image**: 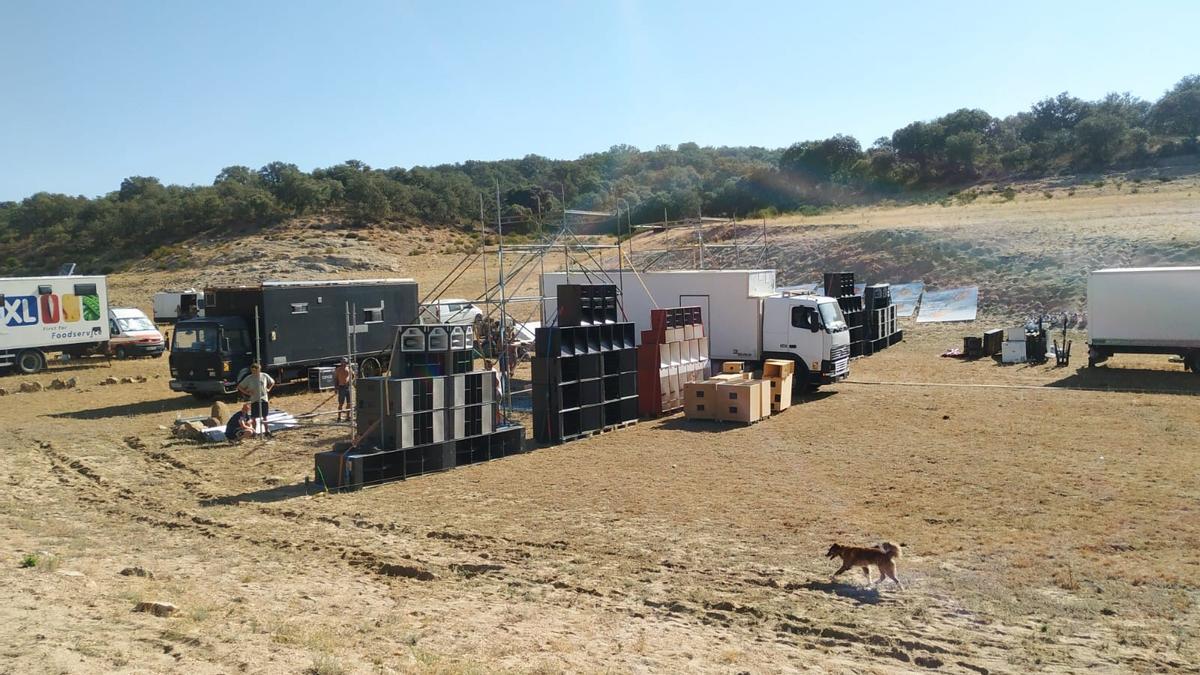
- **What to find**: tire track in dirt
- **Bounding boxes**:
[25,437,1158,674]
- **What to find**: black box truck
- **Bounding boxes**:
[168,279,418,398]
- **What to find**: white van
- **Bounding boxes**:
[419,298,483,325]
[108,308,166,359]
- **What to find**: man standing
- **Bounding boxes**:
[224,403,256,442]
[237,363,275,437]
[334,358,355,422]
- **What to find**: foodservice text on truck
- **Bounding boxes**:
[541,269,850,389]
[1087,266,1200,373]
[0,274,110,374]
[169,279,419,398]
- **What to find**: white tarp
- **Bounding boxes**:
[889,282,925,317]
[916,287,979,323]
[201,409,300,441]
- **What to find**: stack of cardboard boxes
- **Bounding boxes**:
[636,306,711,417]
[683,359,792,424]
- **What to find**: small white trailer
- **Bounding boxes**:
[541,269,851,387]
[152,289,204,323]
[0,275,111,374]
[1088,266,1200,372]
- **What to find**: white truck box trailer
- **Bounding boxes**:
[1087,267,1200,371]
[541,269,850,387]
[153,289,204,323]
[0,275,110,374]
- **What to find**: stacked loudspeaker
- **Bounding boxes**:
[314,323,524,490]
[824,273,904,358]
[826,272,868,357]
[533,284,638,443]
[862,284,903,355]
[636,306,711,417]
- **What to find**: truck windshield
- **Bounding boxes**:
[818,302,847,331]
[173,325,219,352]
[117,317,156,332]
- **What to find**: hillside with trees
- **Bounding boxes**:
[1,75,1198,275]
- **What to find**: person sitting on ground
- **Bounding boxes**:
[224,403,256,442]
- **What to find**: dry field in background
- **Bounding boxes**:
[2,179,1199,673]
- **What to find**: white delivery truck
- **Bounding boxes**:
[1087,267,1200,372]
[541,269,851,388]
[107,308,166,359]
[0,275,110,374]
[152,289,204,323]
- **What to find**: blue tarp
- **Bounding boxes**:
[889,282,925,317]
[916,287,979,323]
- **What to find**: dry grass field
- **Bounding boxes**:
[2,178,1199,674]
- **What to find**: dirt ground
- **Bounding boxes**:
[3,182,1200,674]
[3,319,1198,674]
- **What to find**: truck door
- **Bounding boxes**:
[788,304,826,374]
[764,298,823,372]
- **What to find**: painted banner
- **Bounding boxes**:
[889,282,925,317]
[916,286,978,323]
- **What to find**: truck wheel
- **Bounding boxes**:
[16,349,46,375]
[1185,353,1199,374]
[115,346,128,360]
[360,357,383,377]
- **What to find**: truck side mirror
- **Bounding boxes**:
[222,337,232,352]
[809,308,820,332]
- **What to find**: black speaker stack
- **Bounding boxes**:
[533,284,638,444]
[826,273,868,357]
[824,274,904,358]
[314,323,525,490]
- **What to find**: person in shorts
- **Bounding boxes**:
[334,358,355,422]
[225,403,256,442]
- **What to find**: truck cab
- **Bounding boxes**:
[107,308,166,359]
[761,294,851,386]
[168,316,255,397]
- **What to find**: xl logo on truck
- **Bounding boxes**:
[2,296,39,327]
[2,293,101,328]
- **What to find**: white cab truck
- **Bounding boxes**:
[153,289,204,323]
[0,275,110,374]
[541,269,850,388]
[107,308,166,359]
[1087,267,1200,372]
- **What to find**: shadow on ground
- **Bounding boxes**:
[199,482,311,506]
[800,580,885,606]
[1048,365,1199,395]
[47,396,199,419]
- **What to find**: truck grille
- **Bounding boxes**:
[830,344,850,376]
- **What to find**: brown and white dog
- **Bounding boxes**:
[827,542,904,588]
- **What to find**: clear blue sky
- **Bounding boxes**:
[2,1,1197,201]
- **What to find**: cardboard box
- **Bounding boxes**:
[768,375,793,412]
[1005,326,1027,342]
[683,382,718,419]
[763,358,795,379]
[715,380,766,423]
[752,379,772,418]
[708,373,743,383]
[721,361,745,374]
[683,323,695,340]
